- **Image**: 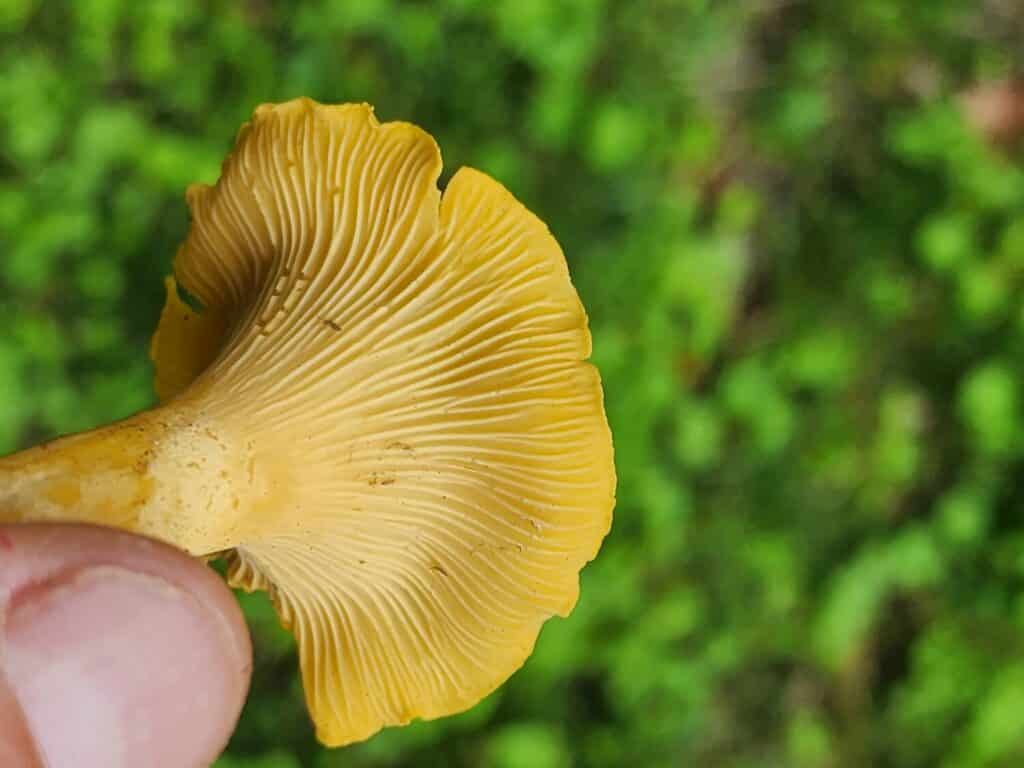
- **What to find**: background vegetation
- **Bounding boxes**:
[4,0,1024,765]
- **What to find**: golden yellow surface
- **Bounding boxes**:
[150,276,227,403]
[0,99,616,747]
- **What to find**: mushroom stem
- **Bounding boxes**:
[0,414,163,530]
[0,406,246,557]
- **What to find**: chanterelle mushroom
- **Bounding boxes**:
[0,98,616,746]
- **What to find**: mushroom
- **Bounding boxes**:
[0,99,616,746]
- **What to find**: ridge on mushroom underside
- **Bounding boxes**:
[151,99,616,747]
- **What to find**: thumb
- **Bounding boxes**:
[0,524,252,768]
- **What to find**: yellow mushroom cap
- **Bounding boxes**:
[0,98,615,746]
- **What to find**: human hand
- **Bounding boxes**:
[0,524,252,768]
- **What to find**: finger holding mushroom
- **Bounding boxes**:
[0,99,616,747]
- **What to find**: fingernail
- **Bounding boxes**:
[4,565,247,768]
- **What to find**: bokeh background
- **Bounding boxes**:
[4,1,1024,766]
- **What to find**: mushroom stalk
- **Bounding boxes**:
[0,415,161,528]
[0,406,247,557]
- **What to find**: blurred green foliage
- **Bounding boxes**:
[4,0,1024,766]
